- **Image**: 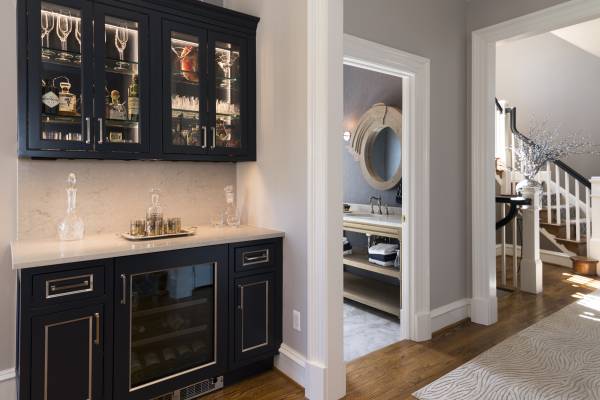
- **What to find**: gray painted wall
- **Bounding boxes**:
[343,64,402,206]
[345,0,468,310]
[467,0,571,31]
[496,32,600,178]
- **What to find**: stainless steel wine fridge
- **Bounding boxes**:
[114,246,228,400]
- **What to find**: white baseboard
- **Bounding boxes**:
[496,244,572,268]
[0,368,16,400]
[430,298,470,333]
[274,343,306,388]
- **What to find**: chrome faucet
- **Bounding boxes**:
[369,196,382,215]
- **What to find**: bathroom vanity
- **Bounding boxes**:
[343,209,402,317]
[11,226,283,400]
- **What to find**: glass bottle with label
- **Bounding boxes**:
[224,185,240,227]
[109,90,127,120]
[58,81,78,116]
[41,79,59,116]
[128,75,139,121]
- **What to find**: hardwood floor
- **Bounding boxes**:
[204,262,599,399]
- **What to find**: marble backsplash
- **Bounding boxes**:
[18,159,236,240]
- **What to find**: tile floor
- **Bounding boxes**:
[343,300,402,362]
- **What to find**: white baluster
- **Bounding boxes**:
[501,204,507,286]
[546,163,552,224]
[513,216,518,288]
[575,183,581,242]
[555,164,561,225]
[565,172,571,240]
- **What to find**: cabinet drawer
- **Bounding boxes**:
[234,242,276,273]
[32,266,105,307]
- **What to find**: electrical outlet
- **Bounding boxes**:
[293,310,301,332]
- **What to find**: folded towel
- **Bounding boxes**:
[368,243,398,255]
[369,257,395,267]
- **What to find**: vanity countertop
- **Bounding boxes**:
[11,225,285,270]
[343,212,402,229]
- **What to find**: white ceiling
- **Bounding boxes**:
[552,18,600,58]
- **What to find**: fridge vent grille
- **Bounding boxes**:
[180,376,224,400]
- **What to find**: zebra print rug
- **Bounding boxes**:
[414,290,600,400]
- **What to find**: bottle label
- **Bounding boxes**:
[42,91,59,109]
[59,94,76,113]
[128,97,139,118]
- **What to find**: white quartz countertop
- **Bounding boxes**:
[11,225,285,270]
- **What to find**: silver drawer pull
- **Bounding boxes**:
[242,249,270,266]
[45,274,94,299]
[50,281,89,292]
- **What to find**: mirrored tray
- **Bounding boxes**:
[121,227,196,241]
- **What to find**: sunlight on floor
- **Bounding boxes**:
[562,272,600,290]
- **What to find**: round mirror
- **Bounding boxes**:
[369,127,401,182]
[354,104,402,191]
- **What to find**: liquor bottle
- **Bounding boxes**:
[104,87,112,119]
[58,81,78,116]
[128,75,139,121]
[109,90,126,120]
[41,79,59,116]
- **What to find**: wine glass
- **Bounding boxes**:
[216,48,239,81]
[74,19,82,63]
[40,10,55,59]
[171,45,192,78]
[55,10,73,61]
[114,25,129,70]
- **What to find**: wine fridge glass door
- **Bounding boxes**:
[28,0,94,151]
[129,263,216,391]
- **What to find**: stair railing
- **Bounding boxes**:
[497,99,593,260]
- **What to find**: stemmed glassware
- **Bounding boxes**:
[171,45,193,77]
[216,48,239,85]
[114,25,129,70]
[74,19,82,63]
[40,10,55,59]
[55,10,73,61]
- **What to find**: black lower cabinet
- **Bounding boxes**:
[31,305,104,400]
[17,239,282,400]
[234,273,276,364]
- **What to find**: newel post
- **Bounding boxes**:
[590,177,600,275]
[520,185,543,294]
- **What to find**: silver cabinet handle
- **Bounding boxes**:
[242,249,270,266]
[98,118,103,144]
[85,117,91,144]
[120,274,127,305]
[94,312,100,345]
[50,280,89,292]
[202,126,207,149]
[211,127,216,149]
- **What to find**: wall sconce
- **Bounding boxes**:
[343,131,351,142]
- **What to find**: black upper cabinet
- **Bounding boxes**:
[18,0,258,161]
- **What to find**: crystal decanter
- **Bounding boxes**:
[57,173,85,241]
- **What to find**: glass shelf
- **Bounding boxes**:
[216,113,240,119]
[105,58,139,75]
[41,48,82,69]
[105,118,139,128]
[41,114,81,124]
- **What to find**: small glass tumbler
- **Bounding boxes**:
[210,212,224,227]
[130,220,145,236]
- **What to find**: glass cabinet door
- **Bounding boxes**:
[163,22,208,154]
[208,33,247,155]
[27,0,94,151]
[93,6,149,152]
[128,263,216,390]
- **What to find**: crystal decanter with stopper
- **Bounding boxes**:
[145,189,164,236]
[224,185,240,227]
[57,173,85,241]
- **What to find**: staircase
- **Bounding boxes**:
[495,99,597,288]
